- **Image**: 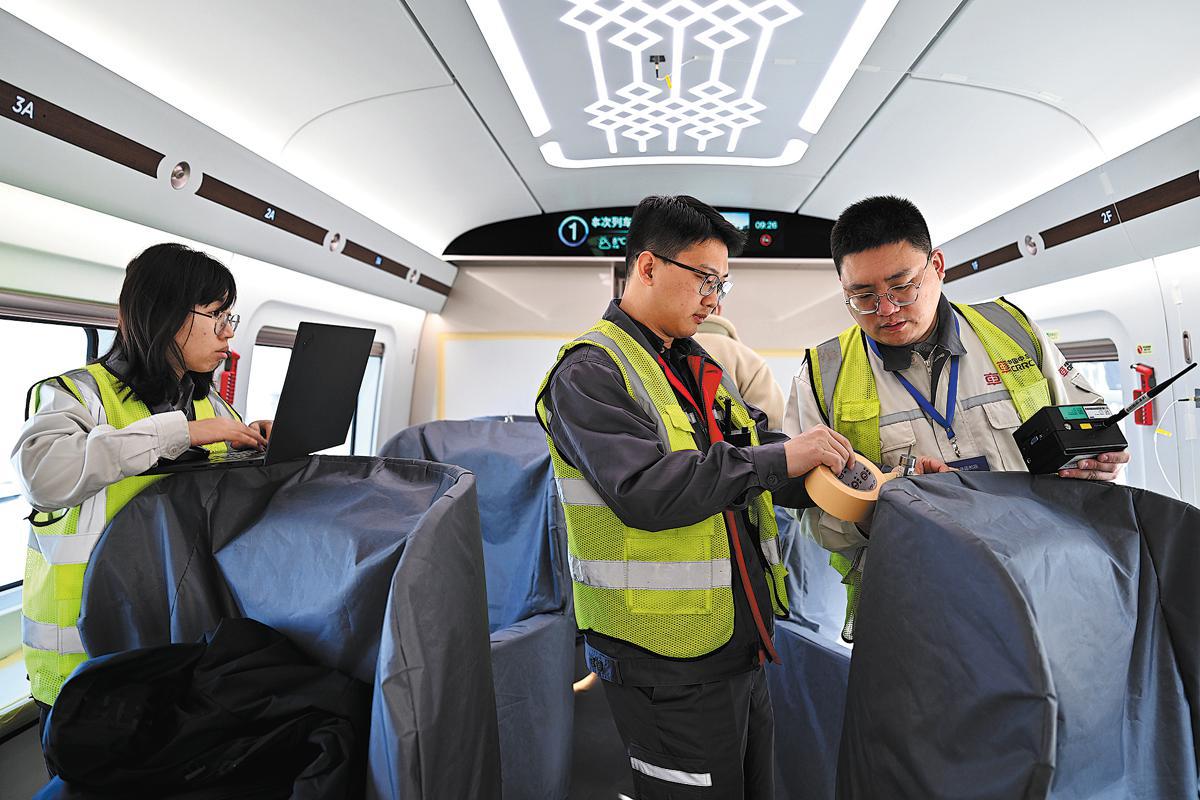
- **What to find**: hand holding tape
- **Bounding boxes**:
[804,457,897,523]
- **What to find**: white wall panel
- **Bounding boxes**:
[283,87,541,255]
[0,11,455,310]
[1151,245,1200,506]
[0,0,452,155]
[1003,261,1179,497]
[802,78,1104,245]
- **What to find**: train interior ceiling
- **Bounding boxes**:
[1,0,1200,797]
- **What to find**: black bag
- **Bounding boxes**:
[36,617,370,800]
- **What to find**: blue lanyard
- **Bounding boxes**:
[866,316,962,455]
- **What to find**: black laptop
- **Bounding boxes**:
[146,321,376,474]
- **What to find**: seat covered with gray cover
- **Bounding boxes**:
[381,417,575,800]
[79,455,501,800]
[839,471,1199,799]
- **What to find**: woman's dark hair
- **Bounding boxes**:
[101,243,237,405]
[830,195,932,274]
[625,195,747,271]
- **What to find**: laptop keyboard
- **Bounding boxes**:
[209,449,266,463]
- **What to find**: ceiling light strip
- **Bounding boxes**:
[798,0,900,134]
[0,77,163,177]
[466,0,552,137]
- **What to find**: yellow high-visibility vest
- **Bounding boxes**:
[536,320,788,658]
[22,363,232,704]
[807,299,1051,636]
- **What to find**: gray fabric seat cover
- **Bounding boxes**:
[78,455,501,800]
[381,417,575,800]
[838,471,1199,799]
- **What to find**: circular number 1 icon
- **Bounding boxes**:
[558,215,589,248]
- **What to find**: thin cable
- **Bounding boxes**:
[1152,398,1186,500]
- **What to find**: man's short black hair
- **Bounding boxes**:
[625,195,746,271]
[830,195,932,274]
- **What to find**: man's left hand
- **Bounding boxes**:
[914,456,954,475]
[1058,450,1129,481]
[249,420,274,442]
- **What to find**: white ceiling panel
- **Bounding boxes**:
[912,0,1200,160]
[790,0,961,181]
[0,0,452,156]
[806,0,1200,243]
[801,78,1104,244]
[282,87,541,254]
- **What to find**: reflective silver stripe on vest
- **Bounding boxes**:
[207,389,238,420]
[814,337,843,419]
[63,369,105,425]
[759,536,782,567]
[60,370,109,540]
[556,478,607,507]
[718,372,749,418]
[879,408,925,427]
[970,302,1041,366]
[22,616,86,655]
[27,530,103,566]
[569,553,732,590]
[630,756,713,787]
[961,389,1014,410]
[576,330,671,447]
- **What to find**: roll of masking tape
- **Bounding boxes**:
[803,456,896,524]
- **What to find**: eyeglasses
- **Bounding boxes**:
[190,309,240,335]
[651,251,733,301]
[844,255,933,315]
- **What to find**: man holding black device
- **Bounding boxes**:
[785,195,1131,640]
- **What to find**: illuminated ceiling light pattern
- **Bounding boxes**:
[467,0,897,167]
[561,0,803,155]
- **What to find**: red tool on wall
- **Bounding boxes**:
[219,350,240,405]
[1131,363,1156,426]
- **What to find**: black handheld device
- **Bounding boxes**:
[1013,361,1196,474]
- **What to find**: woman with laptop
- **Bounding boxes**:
[10,242,270,771]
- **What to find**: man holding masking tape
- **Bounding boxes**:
[538,195,861,798]
[785,195,1130,641]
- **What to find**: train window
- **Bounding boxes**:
[245,327,384,456]
[1055,338,1129,487]
[1056,338,1123,410]
[1,318,109,591]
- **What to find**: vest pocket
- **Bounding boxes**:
[624,533,715,616]
[838,400,878,423]
[983,400,1022,429]
[664,405,695,433]
[982,400,1023,469]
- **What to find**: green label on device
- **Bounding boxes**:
[1059,406,1089,420]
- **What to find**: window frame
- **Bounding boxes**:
[250,326,386,456]
[0,294,118,593]
[1056,338,1119,363]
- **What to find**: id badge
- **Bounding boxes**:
[947,455,990,472]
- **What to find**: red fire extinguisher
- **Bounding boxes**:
[1131,363,1156,426]
[219,350,240,405]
